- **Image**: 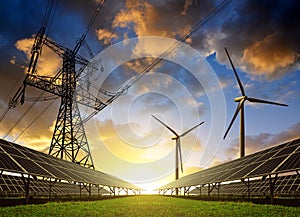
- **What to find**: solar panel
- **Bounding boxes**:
[0,151,24,173]
[188,174,300,196]
[277,151,300,173]
[246,156,286,177]
[0,174,110,197]
[0,139,141,196]
[158,138,300,191]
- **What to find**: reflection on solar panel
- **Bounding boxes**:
[0,139,141,200]
[157,138,300,200]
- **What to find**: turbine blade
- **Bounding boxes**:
[225,48,246,96]
[177,139,183,173]
[247,97,288,106]
[151,114,179,137]
[223,100,244,139]
[180,121,204,137]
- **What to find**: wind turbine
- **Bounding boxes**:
[152,114,204,193]
[223,48,288,157]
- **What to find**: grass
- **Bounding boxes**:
[1,195,299,217]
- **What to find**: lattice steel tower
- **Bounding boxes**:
[10,1,107,169]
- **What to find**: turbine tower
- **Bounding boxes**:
[152,114,204,195]
[223,48,288,157]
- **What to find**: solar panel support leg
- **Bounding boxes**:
[184,186,190,196]
[216,183,220,198]
[208,183,217,197]
[97,185,103,197]
[241,178,251,200]
[79,183,91,196]
[21,174,30,204]
[49,179,57,199]
[171,188,175,195]
[109,186,115,196]
[89,184,91,197]
[79,183,82,198]
[269,174,278,204]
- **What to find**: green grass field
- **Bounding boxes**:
[1,195,299,217]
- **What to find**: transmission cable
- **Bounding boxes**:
[0,71,25,122]
[43,0,59,36]
[13,98,57,143]
[3,92,45,139]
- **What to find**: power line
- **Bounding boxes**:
[0,78,24,123]
[45,0,59,36]
[0,107,10,123]
[3,92,45,139]
[13,98,57,143]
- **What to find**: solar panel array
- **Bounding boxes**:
[0,139,141,197]
[188,174,300,196]
[0,174,110,197]
[158,138,300,190]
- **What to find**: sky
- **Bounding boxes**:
[0,0,299,192]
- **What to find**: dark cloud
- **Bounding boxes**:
[193,0,300,80]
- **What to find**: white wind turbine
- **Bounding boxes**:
[152,115,204,187]
[223,48,288,157]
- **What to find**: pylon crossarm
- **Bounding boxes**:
[44,38,89,66]
[24,74,63,96]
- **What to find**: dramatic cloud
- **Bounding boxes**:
[101,0,212,43]
[15,37,61,76]
[242,33,300,77]
[195,0,300,80]
[96,28,118,45]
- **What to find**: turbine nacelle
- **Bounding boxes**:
[234,96,246,102]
